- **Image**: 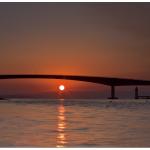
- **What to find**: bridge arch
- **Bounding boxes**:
[0,74,150,99]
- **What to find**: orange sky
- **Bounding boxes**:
[0,3,150,97]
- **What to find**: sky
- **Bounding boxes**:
[0,3,150,98]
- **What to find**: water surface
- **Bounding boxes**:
[0,99,150,147]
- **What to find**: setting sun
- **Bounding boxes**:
[59,85,65,91]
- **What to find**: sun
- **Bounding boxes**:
[59,85,65,91]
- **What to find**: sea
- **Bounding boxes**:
[0,98,150,147]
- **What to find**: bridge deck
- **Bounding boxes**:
[0,74,150,99]
[0,74,150,86]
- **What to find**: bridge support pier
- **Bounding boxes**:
[108,86,118,99]
[135,87,139,99]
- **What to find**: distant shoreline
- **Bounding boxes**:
[0,98,150,102]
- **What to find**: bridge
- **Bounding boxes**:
[0,74,150,99]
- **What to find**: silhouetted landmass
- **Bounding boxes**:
[0,97,8,100]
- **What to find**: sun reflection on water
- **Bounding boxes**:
[56,100,67,147]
